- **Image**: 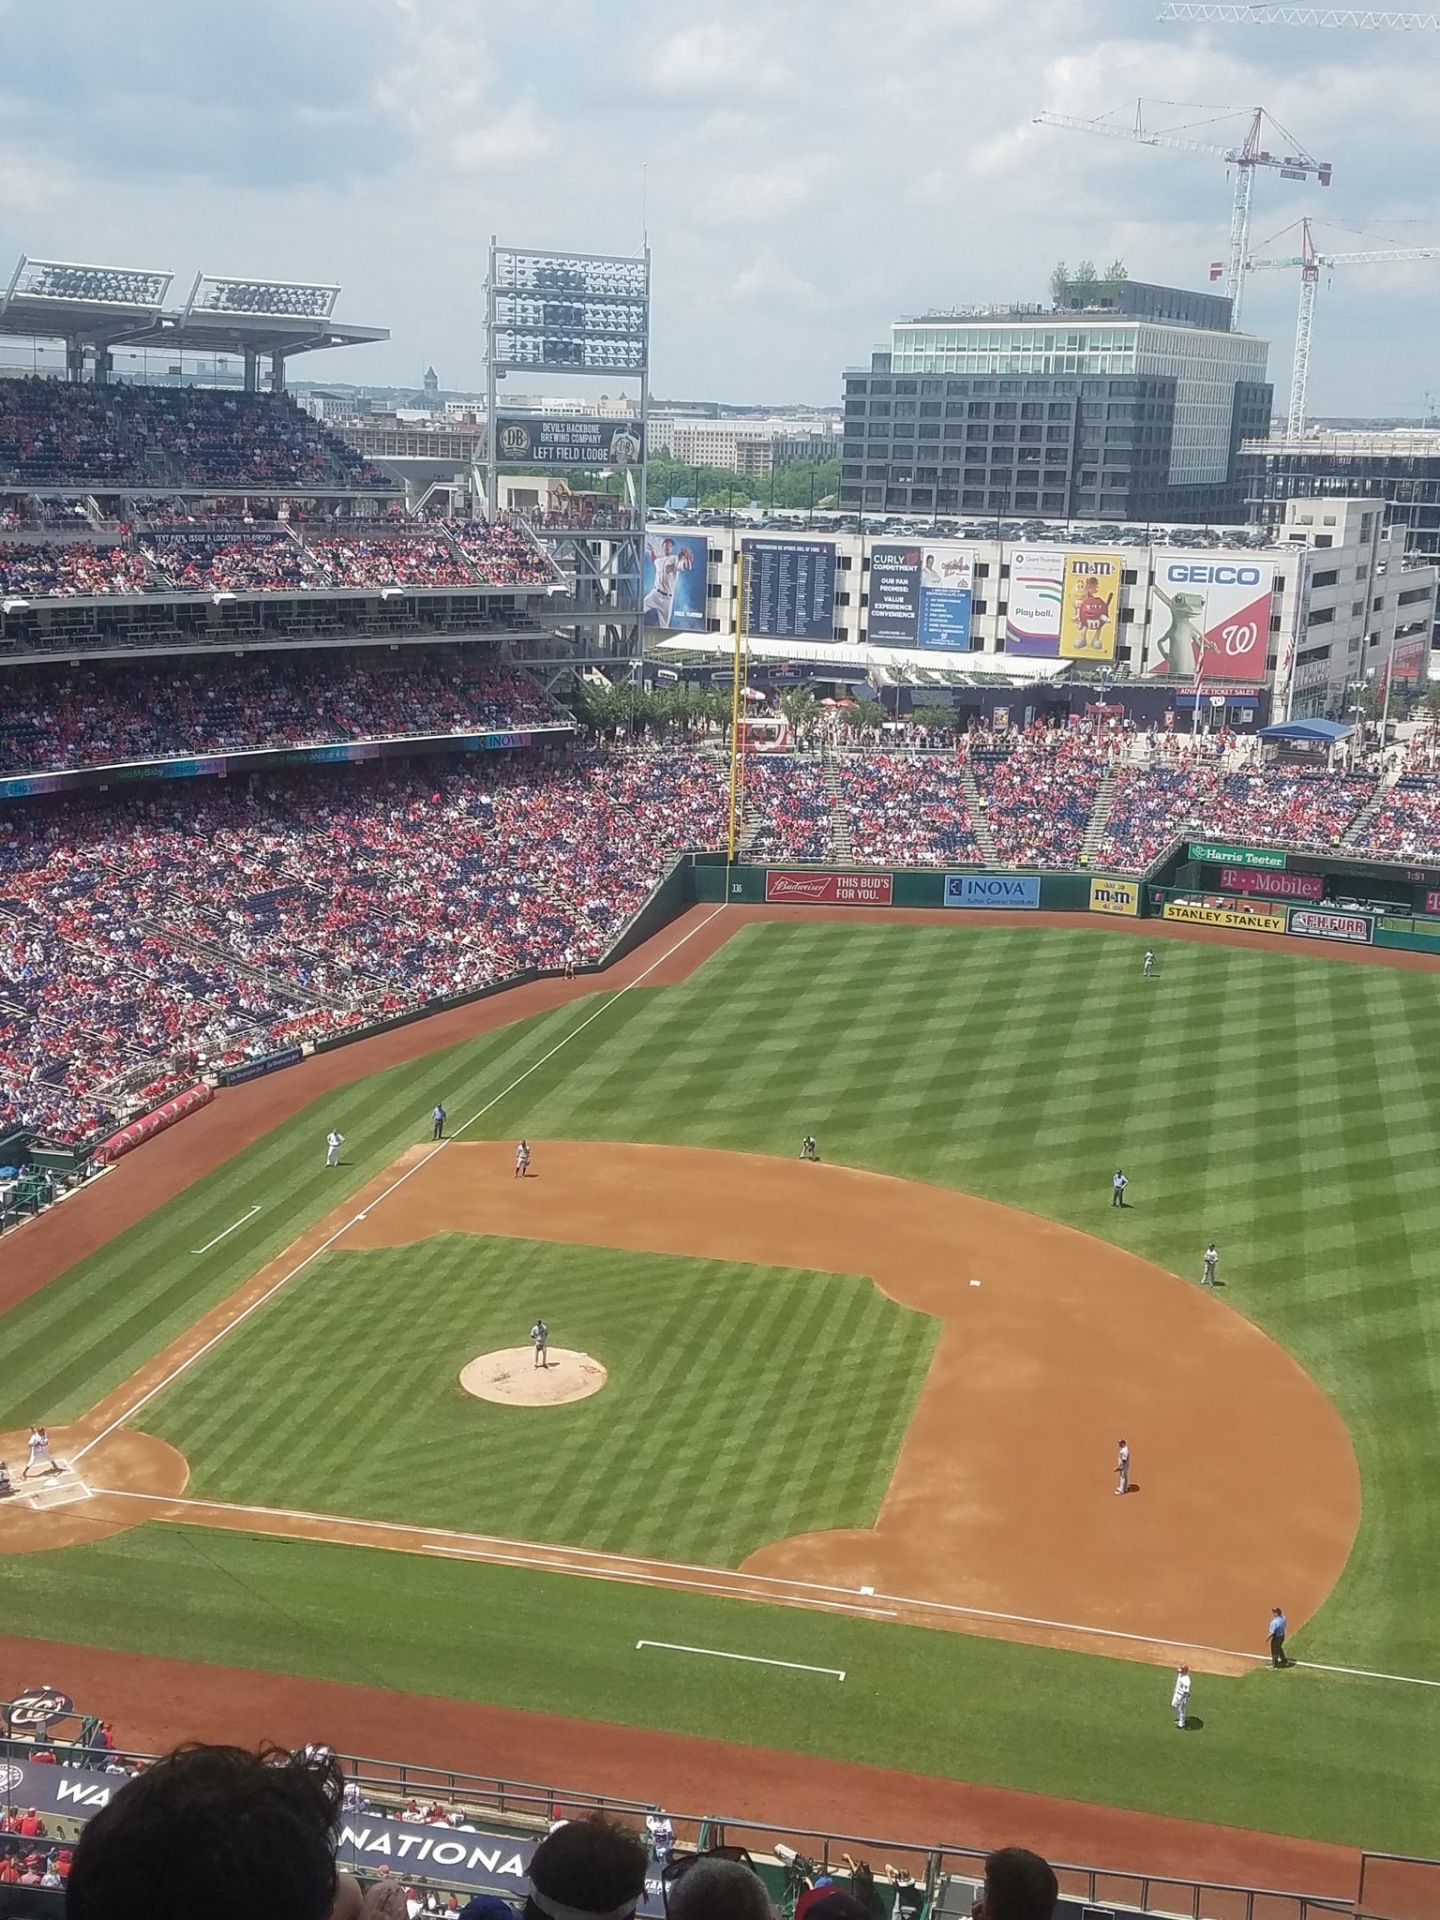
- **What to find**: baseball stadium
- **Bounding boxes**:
[0,251,1439,1920]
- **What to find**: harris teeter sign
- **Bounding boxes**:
[1189,842,1287,870]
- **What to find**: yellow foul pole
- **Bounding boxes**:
[726,544,747,864]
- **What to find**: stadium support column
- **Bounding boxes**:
[244,351,260,394]
[270,351,287,394]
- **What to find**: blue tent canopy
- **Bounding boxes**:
[1256,719,1354,745]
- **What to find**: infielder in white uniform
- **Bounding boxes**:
[325,1129,344,1169]
[1115,1437,1130,1496]
[515,1140,531,1179]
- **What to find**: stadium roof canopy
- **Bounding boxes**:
[1256,718,1353,744]
[0,258,387,369]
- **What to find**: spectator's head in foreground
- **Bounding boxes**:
[67,1743,345,1920]
[667,1857,776,1920]
[977,1849,1058,1920]
[525,1815,650,1920]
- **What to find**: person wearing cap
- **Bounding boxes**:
[1171,1664,1192,1729]
[523,1813,648,1920]
[1268,1603,1290,1668]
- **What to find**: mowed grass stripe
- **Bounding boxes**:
[140,1237,937,1566]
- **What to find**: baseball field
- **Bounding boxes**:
[2,907,1439,1861]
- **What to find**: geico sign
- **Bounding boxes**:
[1162,564,1263,586]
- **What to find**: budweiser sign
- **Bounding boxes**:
[765,871,894,905]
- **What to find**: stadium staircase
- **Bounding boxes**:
[823,756,854,864]
[1340,763,1399,849]
[1080,769,1117,865]
[960,767,1001,867]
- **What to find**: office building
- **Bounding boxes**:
[840,278,1271,525]
[1243,429,1440,565]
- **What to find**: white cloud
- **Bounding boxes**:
[0,0,1437,410]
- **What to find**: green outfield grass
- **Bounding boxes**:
[3,918,1440,1849]
[140,1237,935,1562]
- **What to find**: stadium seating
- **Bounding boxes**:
[969,732,1109,868]
[838,754,984,867]
[0,655,565,776]
[0,378,388,491]
[0,750,728,1143]
[1093,763,1225,871]
[1348,775,1440,861]
[742,755,833,862]
[0,543,153,597]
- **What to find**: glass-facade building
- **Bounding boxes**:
[841,283,1271,525]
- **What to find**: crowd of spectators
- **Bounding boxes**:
[0,654,566,776]
[742,754,833,862]
[450,522,559,587]
[1196,767,1376,853]
[838,755,983,867]
[1092,763,1226,872]
[54,1737,1062,1920]
[305,533,481,591]
[146,530,325,593]
[0,379,389,491]
[968,731,1109,868]
[0,543,152,597]
[0,748,727,1142]
[1349,776,1440,861]
[0,521,557,600]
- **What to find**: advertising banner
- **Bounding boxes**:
[1425,889,1440,916]
[1287,907,1374,944]
[867,543,923,644]
[918,544,974,649]
[945,874,1040,909]
[494,415,643,467]
[1089,877,1140,916]
[1004,548,1066,655]
[642,531,708,631]
[868,544,974,649]
[1163,901,1288,934]
[1189,841,1286,870]
[220,1046,304,1087]
[1059,552,1122,662]
[1147,557,1274,682]
[0,1761,668,1913]
[764,870,893,905]
[1220,867,1325,901]
[742,539,837,640]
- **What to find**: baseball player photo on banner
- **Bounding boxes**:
[918,545,974,649]
[1059,553,1121,661]
[1004,550,1065,656]
[642,532,707,631]
[1147,557,1275,681]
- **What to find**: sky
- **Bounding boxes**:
[2,0,1438,416]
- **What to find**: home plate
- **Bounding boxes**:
[22,1465,92,1510]
[459,1348,608,1407]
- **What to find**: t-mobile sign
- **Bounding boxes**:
[1221,867,1325,901]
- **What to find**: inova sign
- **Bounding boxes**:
[945,874,1041,909]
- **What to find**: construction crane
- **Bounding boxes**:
[1160,6,1440,26]
[1246,218,1440,435]
[1033,102,1331,325]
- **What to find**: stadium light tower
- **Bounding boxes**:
[1247,217,1440,435]
[1034,101,1331,325]
[485,240,651,690]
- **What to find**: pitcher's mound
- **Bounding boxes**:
[460,1348,607,1407]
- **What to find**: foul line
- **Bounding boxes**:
[192,1205,261,1254]
[87,1487,1440,1689]
[72,904,729,1468]
[637,1640,845,1680]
